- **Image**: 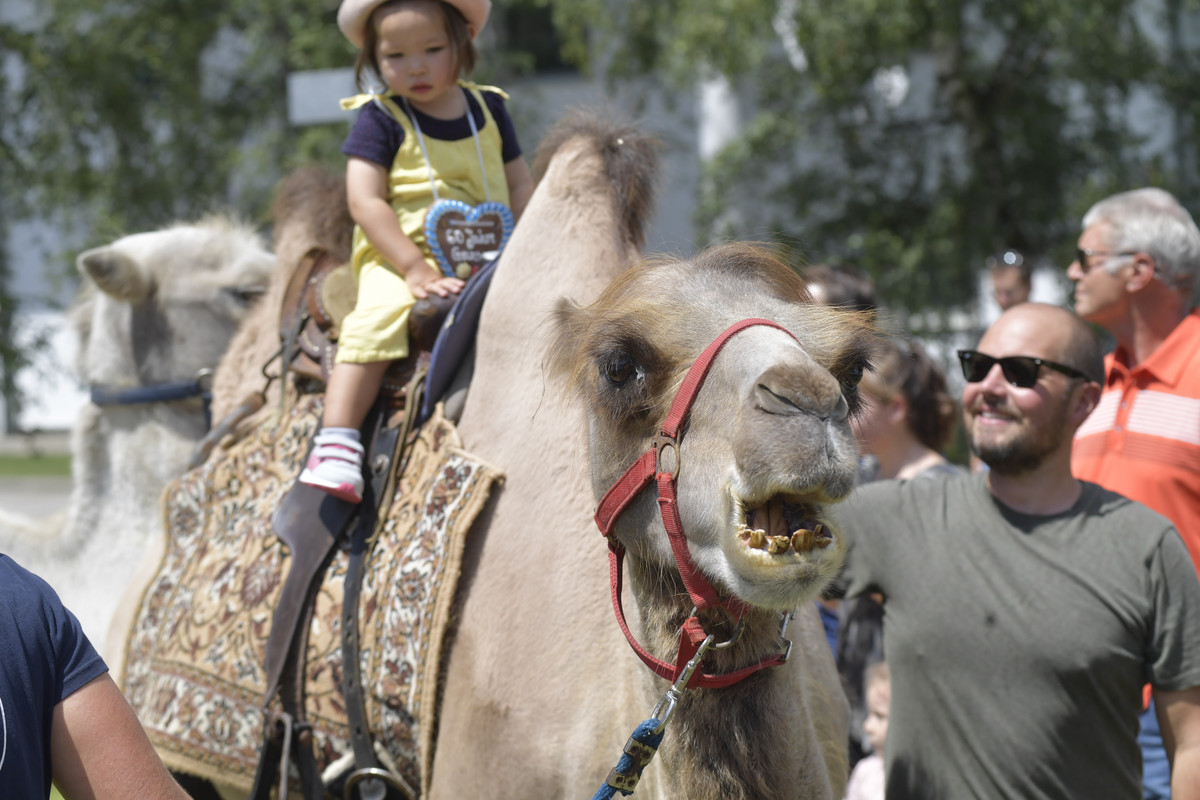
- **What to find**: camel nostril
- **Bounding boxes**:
[755,360,847,420]
[755,383,803,416]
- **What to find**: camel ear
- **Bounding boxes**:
[78,246,153,303]
[546,297,587,387]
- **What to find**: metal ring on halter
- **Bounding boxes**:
[344,766,414,800]
[686,606,747,650]
[654,436,681,479]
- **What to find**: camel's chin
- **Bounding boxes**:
[720,495,845,611]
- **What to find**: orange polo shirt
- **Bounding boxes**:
[1072,309,1200,568]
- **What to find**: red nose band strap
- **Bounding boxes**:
[659,318,795,439]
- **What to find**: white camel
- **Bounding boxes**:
[0,217,274,657]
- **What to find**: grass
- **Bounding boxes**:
[0,453,71,477]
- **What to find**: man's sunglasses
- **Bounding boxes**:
[957,349,1091,388]
[1075,247,1138,274]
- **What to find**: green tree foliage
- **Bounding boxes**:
[542,0,1200,313]
[1,0,354,241]
[0,1,355,422]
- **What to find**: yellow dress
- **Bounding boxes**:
[337,82,510,363]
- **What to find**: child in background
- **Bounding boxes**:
[300,0,533,502]
[845,661,889,800]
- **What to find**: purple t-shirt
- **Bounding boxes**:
[342,88,522,169]
[0,555,108,797]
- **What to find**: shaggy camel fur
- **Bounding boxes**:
[431,116,865,799]
[208,167,354,427]
[0,219,273,657]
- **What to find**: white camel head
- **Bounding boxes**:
[72,217,275,431]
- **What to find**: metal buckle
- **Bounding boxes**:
[777,609,796,663]
[651,633,716,734]
[654,435,680,479]
[344,766,413,800]
[195,367,214,393]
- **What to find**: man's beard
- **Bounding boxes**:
[968,399,1071,476]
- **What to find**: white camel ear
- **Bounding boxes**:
[78,246,153,302]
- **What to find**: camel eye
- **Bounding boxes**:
[843,363,864,388]
[224,286,266,307]
[602,352,635,385]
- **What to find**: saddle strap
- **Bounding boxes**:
[249,398,390,800]
[338,374,426,800]
[249,479,346,800]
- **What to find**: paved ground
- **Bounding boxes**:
[0,430,71,457]
[0,475,73,517]
[0,431,72,517]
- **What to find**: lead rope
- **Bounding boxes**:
[591,635,716,799]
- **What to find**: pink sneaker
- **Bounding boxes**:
[298,432,365,503]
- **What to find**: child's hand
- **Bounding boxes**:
[404,259,465,299]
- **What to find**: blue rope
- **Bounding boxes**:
[591,718,666,799]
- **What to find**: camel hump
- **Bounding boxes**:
[272,165,355,262]
[531,108,661,252]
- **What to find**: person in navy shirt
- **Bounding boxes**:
[0,554,189,799]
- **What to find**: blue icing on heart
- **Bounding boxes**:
[425,199,515,278]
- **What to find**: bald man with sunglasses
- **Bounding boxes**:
[1069,187,1200,799]
[835,303,1200,800]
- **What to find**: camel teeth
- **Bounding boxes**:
[791,529,814,552]
[813,522,832,549]
[748,529,766,549]
[767,535,791,555]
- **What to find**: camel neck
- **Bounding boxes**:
[626,554,783,673]
[626,557,823,799]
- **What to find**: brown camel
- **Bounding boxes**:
[124,112,865,799]
[437,241,868,800]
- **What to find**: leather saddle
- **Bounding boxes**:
[249,249,465,800]
[278,246,454,405]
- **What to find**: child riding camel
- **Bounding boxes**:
[300,0,533,502]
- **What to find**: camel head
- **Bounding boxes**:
[550,243,877,612]
[71,216,274,425]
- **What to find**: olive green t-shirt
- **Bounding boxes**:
[836,471,1200,799]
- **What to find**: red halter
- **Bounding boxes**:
[593,318,797,689]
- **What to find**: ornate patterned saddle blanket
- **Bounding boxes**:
[120,384,502,796]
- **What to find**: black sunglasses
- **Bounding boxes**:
[1075,247,1138,274]
[957,349,1091,388]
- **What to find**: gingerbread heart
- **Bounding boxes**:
[425,200,515,279]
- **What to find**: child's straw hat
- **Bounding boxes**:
[338,0,491,48]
